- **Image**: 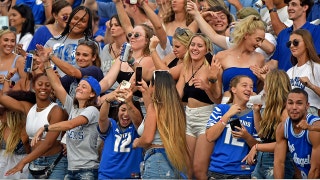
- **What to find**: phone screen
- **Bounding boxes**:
[230,118,241,131]
[135,67,142,86]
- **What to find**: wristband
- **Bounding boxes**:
[4,76,10,82]
[220,120,226,126]
[255,143,259,151]
[150,49,156,54]
[44,124,49,132]
[48,52,54,60]
[269,8,277,13]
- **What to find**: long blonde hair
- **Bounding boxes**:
[0,110,26,154]
[259,70,291,140]
[151,71,190,173]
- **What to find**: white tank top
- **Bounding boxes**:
[26,102,61,140]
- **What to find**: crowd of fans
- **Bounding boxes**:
[0,0,320,179]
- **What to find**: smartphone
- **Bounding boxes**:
[118,80,131,102]
[230,118,242,131]
[24,53,33,73]
[135,66,142,86]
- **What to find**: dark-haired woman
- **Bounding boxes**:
[98,86,143,179]
[9,4,34,51]
[31,54,101,179]
[44,6,94,77]
[27,0,72,51]
[3,74,68,179]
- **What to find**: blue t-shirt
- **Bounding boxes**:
[271,22,320,71]
[284,114,320,178]
[307,0,320,22]
[98,119,143,179]
[61,65,104,98]
[206,104,257,175]
[16,0,45,25]
[27,25,52,51]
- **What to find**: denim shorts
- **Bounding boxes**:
[64,168,98,180]
[141,148,180,179]
[251,151,294,179]
[186,104,214,137]
[29,152,68,179]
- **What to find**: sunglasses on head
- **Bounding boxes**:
[2,26,16,32]
[175,27,189,37]
[127,32,144,39]
[286,39,299,48]
[78,39,97,47]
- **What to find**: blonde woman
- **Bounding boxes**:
[243,69,295,178]
[176,33,221,179]
[133,71,190,178]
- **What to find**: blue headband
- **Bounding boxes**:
[81,76,101,95]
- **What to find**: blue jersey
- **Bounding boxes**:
[98,119,143,179]
[206,104,257,175]
[284,114,320,178]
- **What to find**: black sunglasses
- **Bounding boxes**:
[2,26,16,32]
[127,32,144,39]
[286,39,299,48]
[175,27,189,37]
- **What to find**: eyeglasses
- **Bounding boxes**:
[127,32,144,39]
[2,26,16,32]
[175,27,189,37]
[62,15,69,21]
[286,39,300,48]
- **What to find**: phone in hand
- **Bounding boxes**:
[118,80,131,102]
[135,66,142,86]
[230,118,241,131]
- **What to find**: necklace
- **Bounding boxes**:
[187,62,204,83]
[36,102,53,111]
[110,43,120,58]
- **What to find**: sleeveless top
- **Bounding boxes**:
[167,58,179,68]
[0,55,21,89]
[222,67,258,92]
[26,102,61,140]
[137,118,162,145]
[1,139,27,155]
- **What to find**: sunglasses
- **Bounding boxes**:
[127,32,144,39]
[175,27,189,37]
[62,15,69,21]
[286,39,299,48]
[78,39,98,48]
[2,26,16,32]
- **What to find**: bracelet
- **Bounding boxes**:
[48,52,54,60]
[255,143,259,151]
[45,66,52,70]
[220,120,226,126]
[43,3,50,7]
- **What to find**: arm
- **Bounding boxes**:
[84,0,98,11]
[264,0,287,36]
[259,38,275,56]
[299,76,320,97]
[253,105,262,133]
[50,53,82,79]
[227,0,243,11]
[15,56,27,81]
[187,1,228,49]
[5,106,67,176]
[0,90,31,114]
[207,57,222,103]
[113,0,133,35]
[274,122,288,178]
[43,0,53,22]
[123,88,143,129]
[99,58,122,92]
[133,103,157,148]
[308,121,320,178]
[139,0,167,49]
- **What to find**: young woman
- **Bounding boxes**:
[0,26,26,90]
[176,33,221,179]
[38,38,103,99]
[44,6,93,77]
[133,71,190,178]
[286,29,320,116]
[32,56,101,179]
[27,0,72,51]
[3,74,68,179]
[206,75,258,179]
[98,87,143,179]
[149,27,194,80]
[0,91,35,179]
[242,69,295,178]
[9,4,34,51]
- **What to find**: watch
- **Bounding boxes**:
[48,52,54,60]
[44,124,49,132]
[269,8,277,13]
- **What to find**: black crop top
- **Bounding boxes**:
[168,58,179,68]
[182,82,213,104]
